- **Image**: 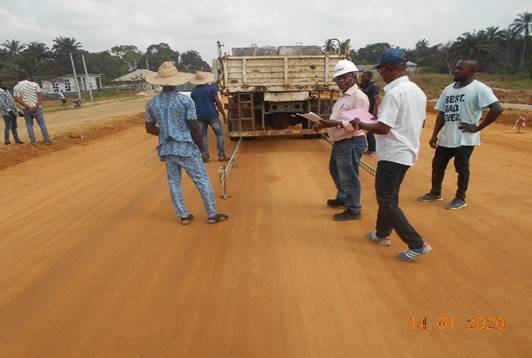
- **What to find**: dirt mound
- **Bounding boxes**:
[493,88,532,105]
[0,113,144,170]
[496,109,531,124]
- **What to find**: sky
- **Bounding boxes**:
[1,0,530,62]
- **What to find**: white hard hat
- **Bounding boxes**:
[333,60,358,78]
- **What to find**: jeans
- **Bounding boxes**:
[366,132,376,152]
[430,146,475,200]
[375,161,423,250]
[23,108,51,143]
[3,112,21,143]
[198,117,226,158]
[329,136,366,214]
[163,154,217,218]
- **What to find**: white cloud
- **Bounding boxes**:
[1,0,530,61]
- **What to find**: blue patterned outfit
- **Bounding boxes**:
[145,90,217,218]
[0,88,22,144]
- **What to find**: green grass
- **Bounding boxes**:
[373,73,532,100]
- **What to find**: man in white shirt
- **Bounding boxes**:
[314,60,369,221]
[14,77,52,144]
[418,59,503,209]
[58,90,67,105]
[347,48,431,261]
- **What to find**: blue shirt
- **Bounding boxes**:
[190,84,219,120]
[145,91,201,160]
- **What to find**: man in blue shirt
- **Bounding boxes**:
[190,71,228,162]
[145,62,228,225]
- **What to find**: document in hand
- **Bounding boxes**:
[297,112,324,123]
[336,108,376,124]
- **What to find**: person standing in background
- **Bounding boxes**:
[14,76,52,144]
[190,71,229,163]
[359,71,379,155]
[0,82,23,145]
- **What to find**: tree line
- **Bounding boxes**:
[0,37,212,86]
[326,11,532,75]
[2,11,530,87]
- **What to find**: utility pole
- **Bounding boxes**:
[69,52,82,105]
[81,53,93,101]
[146,58,149,70]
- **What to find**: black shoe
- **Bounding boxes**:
[4,142,10,145]
[327,198,345,207]
[15,140,23,144]
[333,209,361,221]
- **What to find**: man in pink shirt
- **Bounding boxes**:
[314,60,369,221]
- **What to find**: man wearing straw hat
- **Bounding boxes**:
[145,62,228,225]
[190,71,229,162]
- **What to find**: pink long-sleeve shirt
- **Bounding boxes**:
[327,84,369,142]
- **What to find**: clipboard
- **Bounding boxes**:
[336,109,376,124]
[296,112,324,123]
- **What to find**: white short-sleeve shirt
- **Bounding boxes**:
[434,80,498,148]
[376,76,427,166]
[13,80,43,109]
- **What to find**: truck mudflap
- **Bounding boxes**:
[229,129,318,137]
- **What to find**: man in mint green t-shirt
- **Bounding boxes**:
[418,59,503,209]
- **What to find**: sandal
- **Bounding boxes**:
[180,214,194,225]
[207,213,228,224]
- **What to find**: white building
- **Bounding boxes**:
[41,74,103,95]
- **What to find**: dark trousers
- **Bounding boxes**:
[376,161,423,250]
[430,146,475,200]
[3,112,21,143]
[366,132,376,152]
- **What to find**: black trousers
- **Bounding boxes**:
[430,146,475,200]
[376,161,423,250]
[366,132,376,152]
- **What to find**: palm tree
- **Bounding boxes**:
[25,42,53,59]
[501,27,519,73]
[452,31,493,59]
[52,36,82,58]
[339,39,351,56]
[16,42,53,80]
[322,38,340,54]
[52,36,83,74]
[485,26,505,41]
[510,11,532,69]
[52,36,82,56]
[414,39,431,66]
[1,40,26,55]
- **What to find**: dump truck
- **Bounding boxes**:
[216,41,350,139]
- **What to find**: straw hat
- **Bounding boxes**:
[145,62,193,86]
[190,71,215,85]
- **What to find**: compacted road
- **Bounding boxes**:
[0,105,531,357]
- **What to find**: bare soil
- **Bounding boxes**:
[0,101,531,357]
